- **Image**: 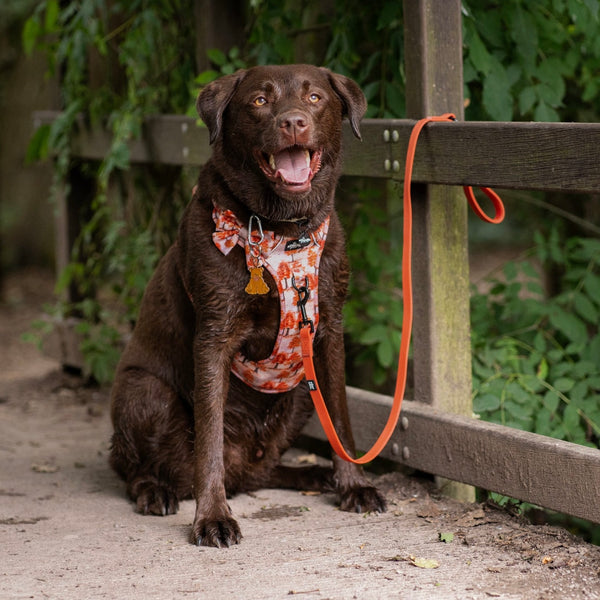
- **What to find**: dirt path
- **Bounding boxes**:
[1,270,599,600]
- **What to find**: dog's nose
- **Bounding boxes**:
[278,112,309,143]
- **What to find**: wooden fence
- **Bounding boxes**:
[38,0,600,524]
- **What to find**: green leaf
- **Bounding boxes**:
[468,29,492,75]
[385,82,405,117]
[25,123,50,163]
[554,377,575,393]
[584,273,600,306]
[536,59,566,107]
[548,307,587,345]
[536,407,554,437]
[518,86,537,115]
[439,532,454,543]
[533,331,547,353]
[195,70,220,85]
[526,281,545,296]
[362,80,380,103]
[377,337,394,368]
[588,376,600,390]
[534,100,560,122]
[22,16,41,56]
[507,381,531,404]
[573,361,597,378]
[537,358,549,380]
[359,324,388,346]
[45,0,60,31]
[520,374,545,394]
[543,391,560,412]
[503,261,518,281]
[504,400,533,421]
[206,48,227,66]
[474,394,501,413]
[562,404,581,433]
[570,380,588,403]
[482,60,513,121]
[510,6,538,70]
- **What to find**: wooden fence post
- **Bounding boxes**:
[403,0,475,501]
[194,0,245,72]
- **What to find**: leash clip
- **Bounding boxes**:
[248,214,264,247]
[292,275,314,333]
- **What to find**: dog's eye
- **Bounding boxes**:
[253,96,268,107]
[308,93,321,104]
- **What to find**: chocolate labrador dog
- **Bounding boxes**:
[110,64,386,547]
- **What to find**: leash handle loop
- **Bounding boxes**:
[300,114,505,464]
[463,185,505,224]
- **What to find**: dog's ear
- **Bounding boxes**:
[197,70,247,144]
[322,69,367,140]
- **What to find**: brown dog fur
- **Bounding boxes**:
[110,64,387,548]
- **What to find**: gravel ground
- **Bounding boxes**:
[1,269,599,600]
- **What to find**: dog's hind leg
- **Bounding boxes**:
[265,464,335,492]
[110,369,194,516]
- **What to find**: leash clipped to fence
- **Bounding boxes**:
[300,113,505,464]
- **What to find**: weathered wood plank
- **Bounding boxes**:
[34,111,600,193]
[374,120,600,194]
[303,387,600,525]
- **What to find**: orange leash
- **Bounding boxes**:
[300,114,505,464]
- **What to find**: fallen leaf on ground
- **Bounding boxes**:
[454,508,486,527]
[417,501,441,518]
[31,463,59,473]
[409,555,440,569]
[387,555,441,569]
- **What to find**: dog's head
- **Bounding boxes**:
[197,64,366,224]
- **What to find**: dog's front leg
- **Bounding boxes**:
[190,336,242,548]
[314,329,387,514]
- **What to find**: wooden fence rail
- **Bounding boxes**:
[34,112,600,192]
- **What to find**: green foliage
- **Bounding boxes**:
[342,186,403,388]
[463,0,600,121]
[226,0,406,117]
[471,233,600,447]
[23,0,194,382]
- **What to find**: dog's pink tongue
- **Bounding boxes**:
[274,148,310,184]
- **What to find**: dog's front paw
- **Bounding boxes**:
[190,515,242,548]
[131,480,180,516]
[339,486,387,514]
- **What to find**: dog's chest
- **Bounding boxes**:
[240,285,280,361]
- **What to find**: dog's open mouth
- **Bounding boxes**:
[255,146,323,193]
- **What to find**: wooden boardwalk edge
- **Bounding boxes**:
[303,386,600,525]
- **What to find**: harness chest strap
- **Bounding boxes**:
[212,206,330,394]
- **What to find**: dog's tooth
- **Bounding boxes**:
[269,154,276,171]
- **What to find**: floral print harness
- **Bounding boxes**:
[212,206,329,394]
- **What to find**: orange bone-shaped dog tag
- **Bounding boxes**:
[245,266,270,295]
